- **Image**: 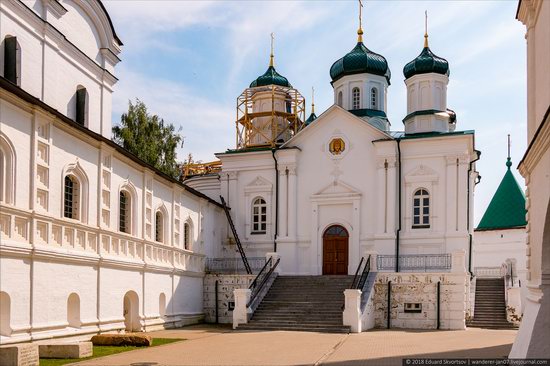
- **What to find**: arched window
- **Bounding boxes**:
[184,222,191,250]
[3,36,20,85]
[64,175,80,220]
[251,198,267,234]
[75,86,88,126]
[119,190,131,234]
[370,88,378,109]
[67,293,81,328]
[413,189,430,228]
[337,91,343,107]
[155,210,164,243]
[0,134,15,204]
[352,87,360,110]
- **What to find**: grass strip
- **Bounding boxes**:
[40,338,183,366]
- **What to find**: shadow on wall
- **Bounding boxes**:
[0,291,11,336]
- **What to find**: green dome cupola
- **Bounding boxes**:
[330,29,391,84]
[403,19,449,79]
[250,37,291,88]
[250,66,291,88]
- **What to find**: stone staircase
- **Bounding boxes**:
[467,278,518,329]
[237,275,353,333]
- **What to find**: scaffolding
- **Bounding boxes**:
[236,84,305,149]
[181,160,222,179]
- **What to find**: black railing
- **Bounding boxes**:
[377,254,451,272]
[247,258,280,308]
[350,256,371,290]
[205,257,266,274]
[220,195,252,274]
[249,257,272,291]
[350,257,365,289]
[357,255,371,290]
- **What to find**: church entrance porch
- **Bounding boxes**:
[322,225,349,275]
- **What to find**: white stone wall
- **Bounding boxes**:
[0,0,120,137]
[373,272,469,330]
[203,274,254,324]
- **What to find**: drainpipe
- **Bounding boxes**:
[437,281,441,329]
[387,281,392,329]
[467,148,481,277]
[395,139,402,272]
[271,149,279,252]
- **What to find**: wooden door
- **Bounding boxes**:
[322,225,349,275]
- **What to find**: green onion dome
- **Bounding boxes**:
[330,42,391,84]
[250,66,291,88]
[403,46,449,79]
[305,112,317,125]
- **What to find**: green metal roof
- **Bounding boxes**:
[330,42,391,84]
[349,108,387,119]
[476,158,527,231]
[403,46,449,79]
[250,66,291,88]
[305,112,317,125]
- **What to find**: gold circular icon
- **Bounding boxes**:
[329,138,345,155]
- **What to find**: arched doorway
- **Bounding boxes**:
[323,225,349,275]
[123,291,140,332]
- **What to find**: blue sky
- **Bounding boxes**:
[104,1,527,225]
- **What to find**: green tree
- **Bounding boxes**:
[112,99,183,178]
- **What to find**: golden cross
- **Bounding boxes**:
[311,86,315,114]
[424,10,429,47]
[269,32,274,67]
[359,0,363,30]
[508,134,511,159]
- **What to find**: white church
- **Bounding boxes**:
[0,0,529,344]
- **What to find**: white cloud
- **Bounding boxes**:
[112,66,234,162]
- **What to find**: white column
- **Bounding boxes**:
[232,289,251,329]
[288,167,297,239]
[343,289,362,333]
[451,250,466,273]
[279,168,288,238]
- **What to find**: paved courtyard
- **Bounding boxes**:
[74,324,517,366]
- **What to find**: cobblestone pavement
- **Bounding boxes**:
[74,325,517,366]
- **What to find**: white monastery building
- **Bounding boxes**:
[0,0,226,344]
[0,0,531,343]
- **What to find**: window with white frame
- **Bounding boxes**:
[184,222,191,250]
[75,86,88,126]
[337,91,343,107]
[251,198,267,234]
[352,87,360,110]
[413,189,430,228]
[64,175,80,220]
[370,88,377,109]
[119,190,131,234]
[155,210,164,243]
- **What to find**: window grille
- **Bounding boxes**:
[371,88,377,109]
[155,211,163,243]
[251,198,267,234]
[413,189,430,228]
[64,175,79,220]
[119,191,130,233]
[352,88,360,110]
[184,222,190,250]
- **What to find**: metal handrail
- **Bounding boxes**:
[247,258,280,308]
[249,257,272,291]
[350,257,365,289]
[357,255,371,290]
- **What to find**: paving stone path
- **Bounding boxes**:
[74,324,517,366]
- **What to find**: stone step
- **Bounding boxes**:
[237,324,351,333]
